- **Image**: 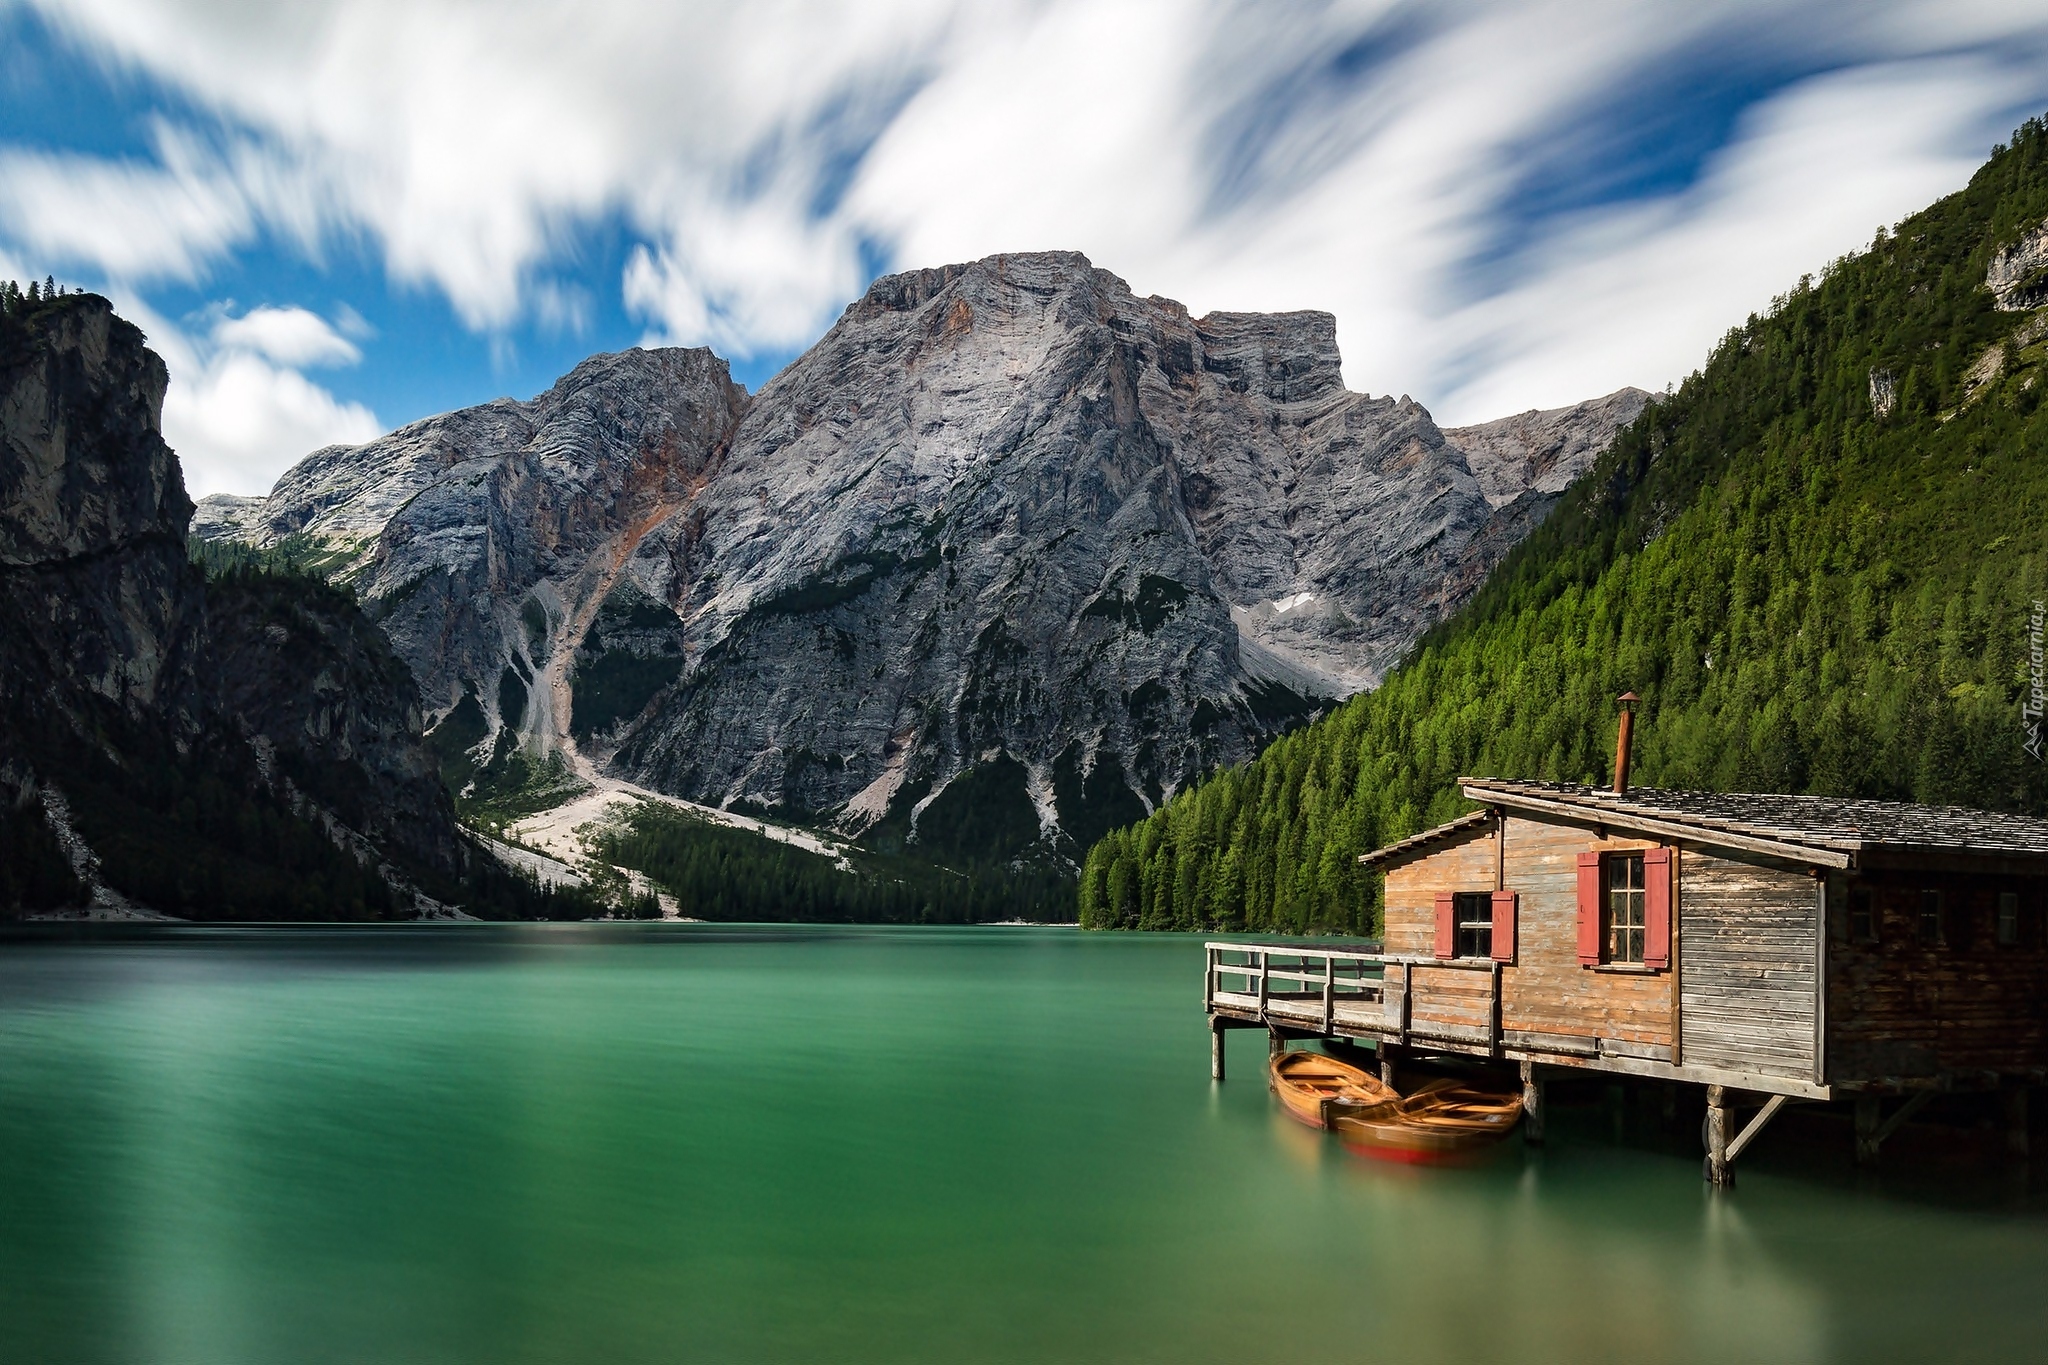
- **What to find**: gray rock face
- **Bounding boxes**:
[1,296,201,727]
[189,492,265,542]
[223,349,746,746]
[212,252,1645,863]
[1444,389,1651,512]
[0,293,465,913]
[1989,218,2048,311]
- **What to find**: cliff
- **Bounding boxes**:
[0,289,466,917]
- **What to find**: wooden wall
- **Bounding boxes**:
[1383,830,1495,957]
[1828,871,2048,1079]
[1385,817,1674,1054]
[1678,853,1817,1081]
[1498,819,1670,1051]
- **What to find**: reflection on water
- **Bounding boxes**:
[1,924,2043,1364]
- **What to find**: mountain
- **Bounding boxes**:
[1078,117,2048,933]
[197,252,1643,866]
[0,286,557,920]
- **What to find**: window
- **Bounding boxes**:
[1850,888,1877,944]
[1605,852,1646,964]
[1454,892,1492,959]
[1918,890,1943,945]
[1998,891,2021,947]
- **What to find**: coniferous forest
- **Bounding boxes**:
[1079,119,2048,934]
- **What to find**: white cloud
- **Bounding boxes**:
[10,0,2048,421]
[208,304,361,367]
[163,350,381,498]
[116,295,382,498]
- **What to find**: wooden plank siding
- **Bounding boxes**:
[1498,820,1671,1049]
[1407,964,1495,1045]
[1382,829,1496,957]
[1678,854,1818,1081]
[1381,817,1676,1054]
[1827,872,2048,1080]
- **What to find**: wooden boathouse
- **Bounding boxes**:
[1205,709,2048,1183]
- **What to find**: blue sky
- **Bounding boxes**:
[4,0,2048,496]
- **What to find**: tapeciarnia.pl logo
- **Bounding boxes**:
[2027,599,2046,761]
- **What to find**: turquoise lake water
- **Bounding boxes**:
[2,923,2044,1364]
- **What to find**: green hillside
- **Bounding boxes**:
[1079,118,2048,934]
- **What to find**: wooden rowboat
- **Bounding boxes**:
[1332,1079,1523,1164]
[1268,1048,1400,1129]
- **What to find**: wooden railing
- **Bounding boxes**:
[1205,941,1504,1051]
[1204,942,1385,1037]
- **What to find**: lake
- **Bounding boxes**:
[2,923,2044,1364]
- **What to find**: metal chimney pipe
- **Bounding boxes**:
[1613,692,1639,794]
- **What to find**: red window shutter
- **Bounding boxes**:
[1576,852,1603,965]
[1491,889,1518,963]
[1644,847,1673,969]
[1434,891,1456,959]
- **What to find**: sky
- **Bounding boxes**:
[5,1,2048,498]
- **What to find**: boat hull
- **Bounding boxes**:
[1268,1049,1398,1129]
[1332,1082,1523,1164]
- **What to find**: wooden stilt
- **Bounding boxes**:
[1210,1018,1226,1082]
[1268,1028,1285,1058]
[1855,1093,1882,1166]
[1379,1044,1399,1091]
[1705,1084,1733,1187]
[1521,1060,1545,1147]
[2005,1085,2029,1160]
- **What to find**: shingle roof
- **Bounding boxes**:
[1355,810,1494,868]
[1460,778,2048,864]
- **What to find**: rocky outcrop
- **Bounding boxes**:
[1443,389,1651,512]
[1989,219,2048,310]
[0,291,465,916]
[202,252,1645,864]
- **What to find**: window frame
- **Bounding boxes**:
[1604,851,1647,966]
[1918,889,1943,946]
[1997,890,2021,948]
[1452,890,1493,960]
[1849,887,1878,944]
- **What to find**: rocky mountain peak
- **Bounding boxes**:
[197,251,1648,866]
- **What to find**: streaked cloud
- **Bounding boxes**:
[6,0,2048,494]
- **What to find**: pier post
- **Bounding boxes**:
[1379,1043,1399,1091]
[1521,1061,1545,1147]
[1705,1085,1733,1187]
[1855,1094,1882,1166]
[1210,1018,1227,1082]
[1268,1028,1285,1059]
[2005,1085,2029,1160]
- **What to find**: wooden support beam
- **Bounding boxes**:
[1268,1027,1286,1058]
[1705,1084,1733,1187]
[1873,1089,1934,1148]
[1210,1016,1227,1082]
[1725,1093,1790,1164]
[1521,1060,1545,1147]
[1857,1090,1935,1164]
[2007,1086,2030,1160]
